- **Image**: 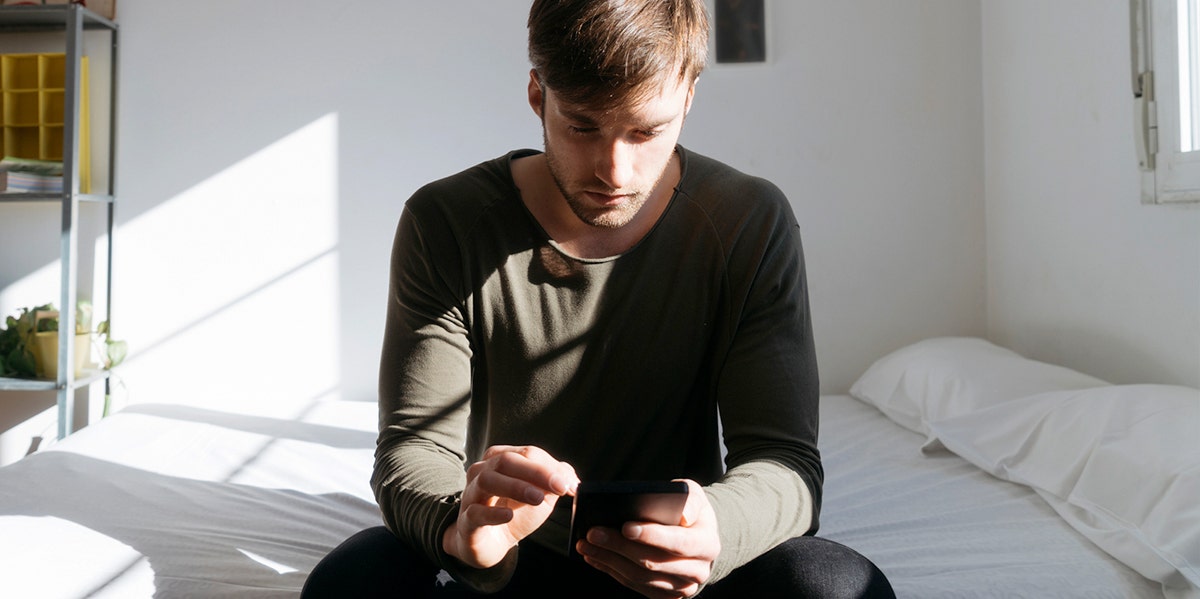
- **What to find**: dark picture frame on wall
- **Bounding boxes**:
[715,0,766,63]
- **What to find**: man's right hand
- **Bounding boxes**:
[443,445,579,570]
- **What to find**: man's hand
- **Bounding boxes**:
[576,479,720,599]
[443,445,579,570]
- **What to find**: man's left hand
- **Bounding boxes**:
[576,479,721,599]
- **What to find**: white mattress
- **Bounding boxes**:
[818,394,1164,598]
[0,396,1166,597]
[0,401,386,598]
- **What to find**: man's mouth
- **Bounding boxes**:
[583,191,630,206]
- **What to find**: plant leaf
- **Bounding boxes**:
[105,339,128,369]
[76,301,92,333]
[5,346,36,378]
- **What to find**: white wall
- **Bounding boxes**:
[686,0,986,394]
[983,0,1200,388]
[0,0,987,462]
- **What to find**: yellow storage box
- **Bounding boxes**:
[0,52,90,193]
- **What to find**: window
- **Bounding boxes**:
[1132,0,1200,203]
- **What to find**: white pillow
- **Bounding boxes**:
[930,384,1200,595]
[848,337,1108,438]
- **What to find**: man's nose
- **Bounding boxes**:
[595,139,635,190]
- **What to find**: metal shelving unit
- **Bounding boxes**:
[0,5,117,440]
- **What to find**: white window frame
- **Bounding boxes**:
[1133,0,1200,203]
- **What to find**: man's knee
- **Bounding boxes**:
[302,526,438,599]
[706,536,894,599]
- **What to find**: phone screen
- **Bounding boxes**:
[568,480,689,557]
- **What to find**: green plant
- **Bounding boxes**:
[0,301,127,379]
[0,303,48,378]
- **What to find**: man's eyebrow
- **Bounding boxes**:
[559,105,676,130]
[638,116,676,130]
[558,106,600,126]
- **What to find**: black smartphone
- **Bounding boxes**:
[568,480,689,558]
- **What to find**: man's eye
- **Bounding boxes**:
[638,129,663,140]
[568,126,597,135]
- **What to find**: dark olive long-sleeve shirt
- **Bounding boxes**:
[372,146,821,591]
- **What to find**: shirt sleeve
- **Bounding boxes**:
[370,201,515,592]
[702,182,823,583]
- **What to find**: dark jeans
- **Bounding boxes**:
[302,526,895,598]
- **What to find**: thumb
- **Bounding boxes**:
[675,479,706,527]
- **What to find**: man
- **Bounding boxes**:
[304,1,893,597]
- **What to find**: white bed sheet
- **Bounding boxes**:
[0,401,385,598]
[0,395,1169,598]
[818,394,1165,598]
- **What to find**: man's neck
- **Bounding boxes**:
[512,153,680,260]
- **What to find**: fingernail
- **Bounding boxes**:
[555,474,581,495]
[624,524,643,539]
[549,474,568,495]
[589,528,608,544]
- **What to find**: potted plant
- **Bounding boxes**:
[0,303,44,379]
[0,301,126,380]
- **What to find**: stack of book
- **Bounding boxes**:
[0,157,63,193]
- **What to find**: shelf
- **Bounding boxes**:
[0,2,117,439]
[0,368,109,392]
[0,5,116,32]
[0,191,111,203]
[0,375,55,392]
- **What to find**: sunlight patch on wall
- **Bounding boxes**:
[112,113,341,416]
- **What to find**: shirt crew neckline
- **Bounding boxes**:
[504,146,689,264]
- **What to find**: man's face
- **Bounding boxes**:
[530,74,695,229]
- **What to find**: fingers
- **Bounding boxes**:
[577,479,719,598]
[618,480,718,560]
[456,502,514,530]
[466,466,552,506]
[582,526,713,583]
[481,445,579,495]
[445,446,580,570]
[630,498,716,558]
[465,446,579,507]
[577,530,703,598]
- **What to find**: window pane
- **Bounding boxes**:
[1178,0,1200,151]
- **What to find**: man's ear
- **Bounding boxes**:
[528,70,544,119]
[684,79,697,116]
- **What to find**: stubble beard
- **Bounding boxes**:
[543,133,653,230]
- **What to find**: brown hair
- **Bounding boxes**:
[528,0,709,110]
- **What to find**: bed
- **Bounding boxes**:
[0,337,1195,598]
